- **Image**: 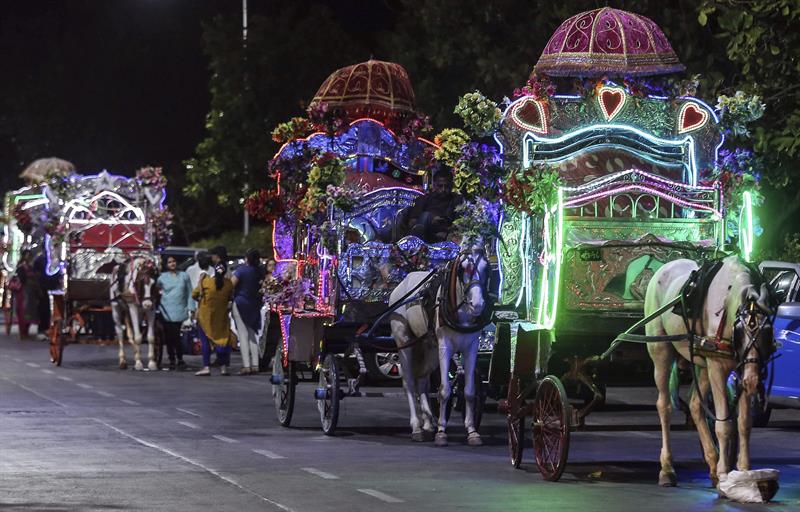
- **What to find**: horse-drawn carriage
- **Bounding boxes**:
[265,60,496,435]
[486,7,766,486]
[36,170,167,367]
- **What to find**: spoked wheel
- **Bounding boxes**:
[317,353,341,436]
[508,414,525,468]
[532,375,571,482]
[272,345,296,427]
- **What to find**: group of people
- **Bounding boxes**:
[156,245,277,376]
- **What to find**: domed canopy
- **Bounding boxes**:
[534,8,685,77]
[310,60,417,124]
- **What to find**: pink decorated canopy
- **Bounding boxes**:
[534,8,685,77]
[310,60,417,125]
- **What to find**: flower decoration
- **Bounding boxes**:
[452,198,500,245]
[503,163,563,216]
[150,207,174,250]
[136,166,167,189]
[514,74,557,100]
[244,188,285,222]
[454,91,502,137]
[433,128,470,168]
[716,91,765,138]
[263,270,316,311]
[271,117,315,144]
[454,142,504,201]
[706,148,764,240]
[307,102,347,137]
[397,112,432,144]
[325,184,360,212]
[390,244,430,272]
[297,152,347,222]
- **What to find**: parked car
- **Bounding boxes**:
[756,261,800,424]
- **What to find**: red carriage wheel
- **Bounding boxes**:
[532,375,571,481]
[508,414,525,468]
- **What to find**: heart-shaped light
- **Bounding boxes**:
[509,97,548,134]
[598,87,626,121]
[678,102,709,133]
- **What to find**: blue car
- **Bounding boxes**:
[758,262,800,418]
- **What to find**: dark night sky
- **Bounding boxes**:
[0,0,392,192]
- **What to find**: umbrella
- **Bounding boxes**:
[19,157,75,184]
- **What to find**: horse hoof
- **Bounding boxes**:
[134,361,144,371]
[147,361,158,371]
[434,432,448,447]
[411,432,425,443]
[710,473,719,488]
[467,432,483,446]
[119,361,127,370]
[658,471,677,487]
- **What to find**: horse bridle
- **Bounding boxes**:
[734,298,776,412]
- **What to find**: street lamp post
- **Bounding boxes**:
[242,0,250,238]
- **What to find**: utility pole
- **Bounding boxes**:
[242,0,250,238]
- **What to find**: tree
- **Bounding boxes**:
[182,4,366,237]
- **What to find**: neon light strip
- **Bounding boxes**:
[514,215,527,309]
[536,188,564,330]
[64,190,146,225]
[495,209,505,303]
[522,124,700,186]
[561,168,717,192]
[740,191,754,262]
[597,86,627,121]
[563,184,721,218]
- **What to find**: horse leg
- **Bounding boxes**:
[112,304,127,369]
[690,366,719,486]
[397,344,423,441]
[128,306,144,371]
[417,375,435,438]
[648,341,678,486]
[435,338,453,447]
[462,334,482,446]
[708,359,734,483]
[736,354,759,471]
[146,310,157,371]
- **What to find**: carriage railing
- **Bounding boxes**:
[561,168,720,221]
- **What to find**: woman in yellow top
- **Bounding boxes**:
[192,262,234,376]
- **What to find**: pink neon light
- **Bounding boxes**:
[562,168,718,193]
[564,184,721,217]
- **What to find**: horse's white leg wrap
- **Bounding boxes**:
[462,336,479,435]
[129,306,143,371]
[112,303,126,366]
[437,340,453,434]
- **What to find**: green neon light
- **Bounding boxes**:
[739,191,754,262]
[13,193,46,204]
[536,188,564,330]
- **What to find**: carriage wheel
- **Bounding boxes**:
[532,375,571,482]
[508,414,525,468]
[272,345,295,427]
[317,354,341,436]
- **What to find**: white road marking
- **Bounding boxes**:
[91,419,296,512]
[212,435,238,443]
[120,399,140,406]
[57,376,73,382]
[96,391,115,398]
[12,358,22,362]
[77,383,93,389]
[178,421,200,430]
[1,378,68,408]
[176,407,201,417]
[252,449,285,460]
[357,489,404,503]
[300,467,339,480]
[41,369,55,375]
[25,362,40,368]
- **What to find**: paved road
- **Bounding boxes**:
[1,335,799,511]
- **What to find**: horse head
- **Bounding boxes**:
[455,240,490,320]
[735,282,776,397]
[132,257,159,310]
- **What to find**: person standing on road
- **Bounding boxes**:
[192,261,234,376]
[231,249,265,375]
[11,250,36,340]
[186,251,212,315]
[156,255,192,370]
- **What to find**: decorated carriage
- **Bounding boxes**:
[480,7,761,481]
[13,169,170,365]
[262,60,485,434]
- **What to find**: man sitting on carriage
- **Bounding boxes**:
[407,168,463,243]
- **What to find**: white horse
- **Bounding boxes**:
[645,255,774,489]
[389,244,490,446]
[110,256,159,371]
